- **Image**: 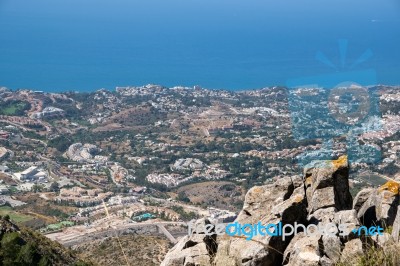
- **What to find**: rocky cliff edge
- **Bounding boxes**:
[161,155,400,266]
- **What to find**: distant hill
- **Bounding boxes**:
[0,215,91,266]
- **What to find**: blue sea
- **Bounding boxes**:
[0,0,399,92]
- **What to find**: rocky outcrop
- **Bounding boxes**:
[162,155,400,266]
[357,180,400,227]
[304,155,352,214]
[161,219,217,266]
[213,176,307,266]
[352,187,374,212]
[340,239,364,264]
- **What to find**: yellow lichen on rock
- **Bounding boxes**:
[378,181,400,195]
[332,155,348,169]
[293,194,304,203]
[252,187,263,194]
[305,176,313,186]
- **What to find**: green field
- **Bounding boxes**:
[0,101,30,116]
[45,221,75,231]
[0,206,33,223]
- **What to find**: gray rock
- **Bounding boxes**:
[237,176,302,223]
[334,209,360,238]
[215,178,307,266]
[283,233,306,265]
[212,238,238,266]
[334,209,359,225]
[353,188,374,212]
[271,186,306,220]
[283,233,322,266]
[340,239,363,264]
[309,187,336,213]
[371,232,395,248]
[304,156,352,214]
[391,206,400,242]
[161,235,212,266]
[322,234,341,263]
[357,185,400,227]
[161,219,216,266]
[319,256,334,266]
[214,236,269,266]
[307,207,336,224]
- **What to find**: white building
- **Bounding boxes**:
[13,166,47,182]
[0,185,9,194]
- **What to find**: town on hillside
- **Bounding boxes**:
[1,84,400,263]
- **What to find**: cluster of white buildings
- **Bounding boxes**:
[207,207,237,223]
[0,184,9,194]
[55,187,113,207]
[146,173,192,187]
[172,158,205,171]
[116,84,166,96]
[146,167,230,187]
[66,143,108,164]
[107,195,137,205]
[12,166,48,182]
[30,106,65,119]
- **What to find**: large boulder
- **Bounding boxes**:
[213,176,308,266]
[161,219,217,266]
[236,176,303,223]
[357,181,400,227]
[161,236,212,266]
[304,155,353,214]
[334,209,360,242]
[283,232,321,266]
[284,210,360,265]
[322,234,341,263]
[339,239,364,264]
[353,187,374,212]
[307,207,336,224]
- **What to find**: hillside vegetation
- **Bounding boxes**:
[0,215,91,266]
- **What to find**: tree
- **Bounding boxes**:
[38,256,51,266]
[177,191,190,203]
[16,243,41,265]
[31,184,44,193]
[0,232,25,264]
[48,136,73,153]
[49,182,60,193]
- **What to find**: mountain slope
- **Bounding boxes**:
[0,215,91,266]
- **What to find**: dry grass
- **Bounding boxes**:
[336,242,400,266]
[175,181,244,211]
[75,235,171,266]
